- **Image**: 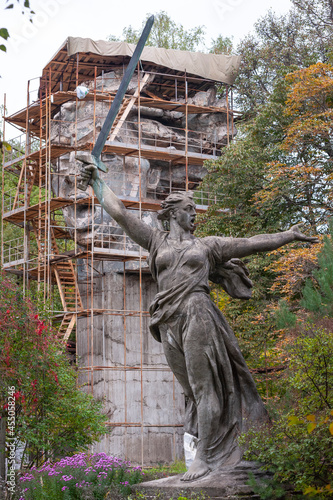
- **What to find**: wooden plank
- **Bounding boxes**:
[3,198,74,224]
[109,73,150,141]
[53,266,67,311]
[62,315,77,342]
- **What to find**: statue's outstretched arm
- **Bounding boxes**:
[222,225,319,261]
[78,160,152,250]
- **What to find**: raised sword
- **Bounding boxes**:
[77,15,154,190]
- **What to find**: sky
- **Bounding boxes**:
[1,0,293,139]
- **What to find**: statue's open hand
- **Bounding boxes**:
[290,224,319,244]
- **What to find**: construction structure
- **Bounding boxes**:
[1,38,241,465]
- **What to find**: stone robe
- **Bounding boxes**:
[147,229,268,468]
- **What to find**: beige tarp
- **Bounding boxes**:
[66,37,241,85]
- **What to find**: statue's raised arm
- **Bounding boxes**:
[77,153,152,250]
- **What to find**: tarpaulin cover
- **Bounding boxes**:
[66,37,241,85]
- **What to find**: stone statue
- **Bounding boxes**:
[79,158,318,481]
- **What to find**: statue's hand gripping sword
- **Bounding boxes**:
[76,15,154,191]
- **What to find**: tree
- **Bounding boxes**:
[234,4,333,115]
[108,11,205,52]
[209,35,233,55]
[1,0,34,53]
[197,36,332,399]
[301,220,333,316]
[0,273,107,471]
[254,63,333,232]
[241,227,333,497]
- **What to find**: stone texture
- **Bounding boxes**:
[134,461,273,499]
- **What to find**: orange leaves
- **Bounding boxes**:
[284,63,333,152]
[285,63,333,115]
[267,242,323,299]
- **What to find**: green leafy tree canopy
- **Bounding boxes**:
[108,11,206,52]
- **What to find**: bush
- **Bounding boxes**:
[16,452,145,499]
[240,326,333,497]
[0,273,108,468]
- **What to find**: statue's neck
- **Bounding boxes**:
[168,221,192,242]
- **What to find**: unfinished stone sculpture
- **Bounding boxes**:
[78,161,318,481]
[51,70,229,248]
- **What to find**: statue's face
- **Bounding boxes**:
[172,199,197,232]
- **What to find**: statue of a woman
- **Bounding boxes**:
[79,158,318,481]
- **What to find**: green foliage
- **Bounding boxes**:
[108,11,205,52]
[235,5,333,114]
[197,76,292,239]
[241,409,333,496]
[288,325,333,412]
[241,282,333,494]
[246,472,286,499]
[209,35,233,55]
[1,0,35,54]
[0,27,9,52]
[0,273,108,468]
[15,458,210,500]
[275,300,297,329]
[301,227,333,316]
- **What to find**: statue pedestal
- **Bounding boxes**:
[134,461,273,499]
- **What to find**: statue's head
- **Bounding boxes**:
[157,191,196,231]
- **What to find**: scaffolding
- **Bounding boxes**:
[2,41,237,465]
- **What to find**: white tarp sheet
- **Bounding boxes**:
[66,37,241,85]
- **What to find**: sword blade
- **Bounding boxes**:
[92,15,154,162]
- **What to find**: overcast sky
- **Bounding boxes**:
[1,0,293,138]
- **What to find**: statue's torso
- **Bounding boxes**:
[154,236,210,294]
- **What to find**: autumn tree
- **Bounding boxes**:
[197,65,333,396]
[235,2,333,115]
[241,227,333,497]
[250,63,333,236]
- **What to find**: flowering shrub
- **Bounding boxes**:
[0,273,107,468]
[17,452,144,499]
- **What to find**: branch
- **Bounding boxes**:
[250,364,287,374]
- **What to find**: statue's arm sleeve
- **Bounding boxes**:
[204,231,297,262]
[92,177,153,250]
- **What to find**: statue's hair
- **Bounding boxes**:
[157,191,194,221]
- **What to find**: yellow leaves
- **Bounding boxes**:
[304,484,333,496]
[306,414,316,422]
[289,412,333,436]
[307,422,316,434]
[285,63,333,110]
[283,63,333,152]
[267,242,323,300]
[288,415,302,426]
[1,141,12,152]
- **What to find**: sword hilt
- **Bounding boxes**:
[76,153,108,192]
